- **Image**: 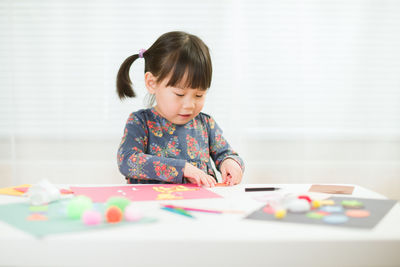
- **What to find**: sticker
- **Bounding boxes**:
[306,212,325,219]
[29,205,48,212]
[341,200,364,209]
[320,199,335,206]
[319,205,343,213]
[263,205,275,214]
[27,213,48,221]
[323,215,349,224]
[345,209,370,218]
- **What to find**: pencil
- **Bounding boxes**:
[161,207,195,218]
[245,187,281,192]
[162,204,222,214]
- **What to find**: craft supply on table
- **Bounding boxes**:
[70,184,222,202]
[0,196,157,238]
[0,183,73,198]
[246,196,397,229]
[27,179,61,206]
[67,196,93,219]
[245,187,281,192]
[323,214,349,224]
[161,204,223,214]
[82,210,102,225]
[161,206,195,218]
[106,206,123,223]
[106,197,131,211]
[274,209,287,219]
[309,184,354,195]
[287,199,311,213]
[124,204,143,222]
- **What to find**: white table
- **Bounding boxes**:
[0,184,399,267]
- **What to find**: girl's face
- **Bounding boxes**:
[145,72,207,125]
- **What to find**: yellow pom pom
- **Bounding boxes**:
[312,200,321,208]
[274,209,287,219]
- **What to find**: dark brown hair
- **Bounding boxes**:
[116,31,212,100]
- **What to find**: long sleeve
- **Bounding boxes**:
[117,113,186,183]
[206,116,245,172]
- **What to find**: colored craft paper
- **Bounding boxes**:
[0,184,32,196]
[246,197,397,229]
[309,184,354,195]
[0,200,156,238]
[2,186,73,195]
[70,184,222,202]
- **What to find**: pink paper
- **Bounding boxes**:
[70,184,222,202]
[14,187,74,195]
[14,187,29,193]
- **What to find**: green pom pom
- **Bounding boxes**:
[106,197,131,212]
[67,196,93,219]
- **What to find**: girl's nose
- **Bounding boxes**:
[183,97,195,109]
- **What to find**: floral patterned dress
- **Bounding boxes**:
[117,108,244,184]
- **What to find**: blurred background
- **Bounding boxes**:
[1,0,399,198]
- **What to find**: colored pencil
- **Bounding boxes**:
[161,207,195,218]
[162,204,222,214]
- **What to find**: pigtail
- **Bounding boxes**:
[116,54,139,99]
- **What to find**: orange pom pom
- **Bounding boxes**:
[106,206,123,223]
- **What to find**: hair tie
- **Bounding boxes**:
[138,49,147,58]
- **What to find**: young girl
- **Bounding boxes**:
[116,31,244,187]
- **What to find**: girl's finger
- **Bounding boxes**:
[209,176,216,187]
[221,168,228,184]
[201,176,211,187]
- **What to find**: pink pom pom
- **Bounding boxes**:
[124,204,143,222]
[82,210,102,225]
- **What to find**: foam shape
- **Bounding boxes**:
[124,204,143,222]
[263,205,275,214]
[306,212,325,219]
[106,197,131,212]
[345,209,370,218]
[26,213,48,221]
[319,205,343,213]
[323,215,349,224]
[321,199,335,206]
[82,210,102,225]
[66,196,93,219]
[341,200,364,209]
[29,205,48,212]
[287,199,310,213]
[106,206,123,223]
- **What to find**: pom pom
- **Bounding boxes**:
[106,206,123,223]
[312,200,322,208]
[66,196,93,219]
[124,204,143,222]
[274,209,287,219]
[106,197,131,212]
[82,210,102,225]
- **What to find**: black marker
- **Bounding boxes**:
[245,187,280,192]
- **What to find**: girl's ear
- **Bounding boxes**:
[144,72,158,94]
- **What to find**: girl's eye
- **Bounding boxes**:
[196,95,204,98]
[175,93,184,97]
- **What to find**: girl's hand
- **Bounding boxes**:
[184,162,216,188]
[220,159,243,186]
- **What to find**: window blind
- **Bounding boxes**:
[0,0,399,140]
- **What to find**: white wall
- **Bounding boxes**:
[1,0,399,199]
